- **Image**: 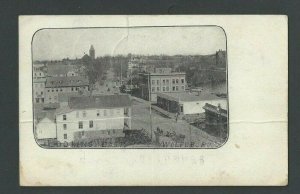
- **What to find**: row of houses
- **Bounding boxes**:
[35,94,132,144]
[35,94,227,145]
[33,63,89,104]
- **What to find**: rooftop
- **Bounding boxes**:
[69,94,131,109]
[58,92,82,102]
[56,94,131,114]
[150,72,186,76]
[45,76,89,88]
[47,64,81,76]
[157,91,224,102]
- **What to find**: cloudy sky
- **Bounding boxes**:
[32,26,226,61]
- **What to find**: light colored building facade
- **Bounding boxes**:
[35,117,57,140]
[45,76,89,104]
[143,69,186,102]
[157,92,227,115]
[55,95,132,143]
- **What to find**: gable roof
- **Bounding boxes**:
[45,76,89,88]
[69,94,131,110]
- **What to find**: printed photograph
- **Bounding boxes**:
[32,26,228,148]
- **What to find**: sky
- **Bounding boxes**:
[32,26,226,61]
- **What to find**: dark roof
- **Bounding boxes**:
[58,92,81,102]
[35,110,56,122]
[45,76,89,88]
[203,103,227,117]
[69,94,131,109]
[47,64,80,76]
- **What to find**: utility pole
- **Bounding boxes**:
[120,61,122,86]
[130,68,132,88]
[189,123,192,147]
[148,73,153,141]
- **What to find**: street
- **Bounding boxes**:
[130,98,223,147]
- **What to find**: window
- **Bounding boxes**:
[181,86,185,90]
[156,80,159,85]
[56,89,58,92]
[172,79,175,84]
[108,131,110,135]
[71,87,74,91]
[76,87,78,91]
[63,124,67,130]
[176,86,179,91]
[97,111,100,117]
[152,80,155,85]
[166,86,169,91]
[36,98,39,103]
[82,111,86,117]
[104,110,107,116]
[63,115,66,120]
[52,89,54,92]
[166,79,169,84]
[176,79,179,84]
[162,87,165,92]
[41,91,43,95]
[163,79,165,84]
[173,86,175,91]
[89,121,93,128]
[157,87,160,91]
[48,90,50,92]
[60,88,63,91]
[39,73,41,76]
[64,134,67,139]
[79,121,83,129]
[181,79,184,84]
[152,87,155,92]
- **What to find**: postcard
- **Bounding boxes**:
[19,15,288,186]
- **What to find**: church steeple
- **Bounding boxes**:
[89,45,95,60]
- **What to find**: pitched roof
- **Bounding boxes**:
[45,76,89,88]
[203,103,227,117]
[55,106,73,115]
[69,94,131,109]
[47,64,80,76]
[58,92,81,103]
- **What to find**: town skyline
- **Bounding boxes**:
[32,27,226,61]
